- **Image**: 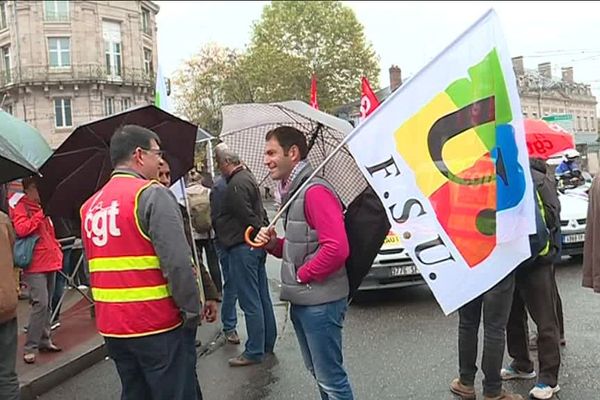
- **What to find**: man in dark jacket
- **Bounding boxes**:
[501,158,562,400]
[210,173,240,345]
[214,143,276,367]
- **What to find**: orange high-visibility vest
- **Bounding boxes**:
[80,173,182,338]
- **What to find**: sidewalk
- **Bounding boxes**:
[15,288,225,400]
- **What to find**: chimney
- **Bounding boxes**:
[389,65,402,92]
[511,56,524,76]
[561,66,574,83]
[538,62,552,79]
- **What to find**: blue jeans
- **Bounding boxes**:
[105,325,201,400]
[51,247,73,322]
[215,242,237,333]
[228,244,277,361]
[290,298,354,400]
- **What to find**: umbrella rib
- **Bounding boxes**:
[85,126,110,148]
[51,146,107,158]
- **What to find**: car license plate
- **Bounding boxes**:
[390,264,419,277]
[383,233,401,248]
[563,233,585,243]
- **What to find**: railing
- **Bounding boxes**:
[0,64,154,88]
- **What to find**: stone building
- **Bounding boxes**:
[0,0,159,148]
[512,56,597,133]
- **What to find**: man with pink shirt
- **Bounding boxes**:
[257,126,354,400]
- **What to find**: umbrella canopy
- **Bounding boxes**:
[220,100,367,206]
[0,110,52,184]
[524,118,575,159]
[38,104,198,219]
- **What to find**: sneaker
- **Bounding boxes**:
[449,378,475,399]
[484,390,524,400]
[225,330,241,345]
[529,383,560,399]
[500,366,536,380]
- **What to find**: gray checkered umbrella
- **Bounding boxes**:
[220,100,367,208]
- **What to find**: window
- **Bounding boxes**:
[48,37,70,67]
[0,2,7,30]
[523,112,528,118]
[1,45,10,82]
[120,97,131,111]
[54,98,72,128]
[143,48,153,76]
[103,21,122,78]
[3,103,12,115]
[104,97,114,116]
[141,8,150,35]
[44,1,69,22]
[577,116,581,130]
[584,116,589,131]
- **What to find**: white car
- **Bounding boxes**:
[558,190,588,257]
[358,230,423,291]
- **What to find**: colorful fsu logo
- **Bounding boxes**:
[395,49,526,267]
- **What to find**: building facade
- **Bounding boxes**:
[0,0,159,148]
[512,57,597,133]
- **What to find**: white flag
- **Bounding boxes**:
[346,9,536,315]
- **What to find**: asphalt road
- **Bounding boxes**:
[40,255,599,400]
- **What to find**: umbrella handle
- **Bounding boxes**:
[244,226,266,248]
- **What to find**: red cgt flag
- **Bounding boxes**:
[310,74,319,110]
[359,76,380,122]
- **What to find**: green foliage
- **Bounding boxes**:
[172,1,380,133]
[244,1,380,111]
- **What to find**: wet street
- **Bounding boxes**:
[40,254,600,400]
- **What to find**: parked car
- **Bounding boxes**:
[558,191,587,257]
[358,230,424,291]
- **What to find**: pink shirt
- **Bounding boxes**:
[269,185,349,283]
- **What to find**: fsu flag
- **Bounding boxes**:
[310,74,319,110]
[359,77,380,122]
[346,9,536,314]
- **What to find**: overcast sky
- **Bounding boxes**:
[156,1,600,99]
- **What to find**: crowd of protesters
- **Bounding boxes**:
[0,123,598,400]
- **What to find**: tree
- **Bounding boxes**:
[172,43,241,134]
[241,1,380,111]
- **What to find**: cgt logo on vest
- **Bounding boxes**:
[84,200,122,247]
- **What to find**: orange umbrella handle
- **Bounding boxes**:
[244,226,265,248]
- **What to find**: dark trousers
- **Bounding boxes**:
[0,318,19,400]
[507,260,561,387]
[195,239,222,294]
[458,273,515,397]
[105,325,202,400]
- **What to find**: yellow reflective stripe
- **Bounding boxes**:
[89,256,160,272]
[92,284,171,303]
[536,191,551,256]
[134,181,156,242]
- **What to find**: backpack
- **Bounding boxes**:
[528,187,550,259]
[344,186,391,299]
[187,184,212,234]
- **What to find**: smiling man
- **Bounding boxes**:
[256,126,354,400]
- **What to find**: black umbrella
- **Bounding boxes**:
[38,104,198,219]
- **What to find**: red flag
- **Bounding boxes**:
[359,77,380,122]
[310,74,319,110]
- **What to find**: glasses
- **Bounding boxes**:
[139,148,165,158]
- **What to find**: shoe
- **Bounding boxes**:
[228,354,260,367]
[483,390,524,400]
[225,331,241,345]
[40,343,62,353]
[500,366,536,380]
[449,378,475,399]
[529,383,560,399]
[51,321,61,331]
[23,353,36,364]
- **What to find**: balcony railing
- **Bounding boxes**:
[0,64,155,88]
